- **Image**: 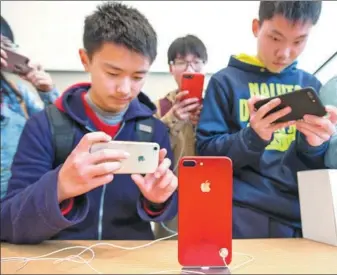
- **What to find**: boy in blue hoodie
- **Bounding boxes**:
[196,1,337,239]
[1,2,178,244]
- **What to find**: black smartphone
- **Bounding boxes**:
[253,87,327,123]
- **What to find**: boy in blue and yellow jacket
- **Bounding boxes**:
[1,2,177,244]
[197,1,336,238]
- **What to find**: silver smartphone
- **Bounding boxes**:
[90,141,160,174]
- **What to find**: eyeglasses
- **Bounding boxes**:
[170,59,205,72]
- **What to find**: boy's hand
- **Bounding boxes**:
[172,90,200,122]
[132,148,177,204]
[296,106,337,147]
[248,96,295,141]
[57,132,130,203]
[20,63,54,92]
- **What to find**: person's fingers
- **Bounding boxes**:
[153,158,171,179]
[175,90,189,101]
[75,132,112,152]
[85,161,122,178]
[263,106,291,125]
[88,149,130,164]
[254,98,282,121]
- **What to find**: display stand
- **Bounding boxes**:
[181,266,231,274]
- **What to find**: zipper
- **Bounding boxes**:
[97,121,125,240]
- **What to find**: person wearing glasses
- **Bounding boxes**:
[155,35,208,169]
[153,35,208,238]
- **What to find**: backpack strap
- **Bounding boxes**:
[135,117,155,142]
[159,97,173,117]
[46,104,75,167]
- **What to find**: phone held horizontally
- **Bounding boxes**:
[253,87,327,123]
[90,141,160,174]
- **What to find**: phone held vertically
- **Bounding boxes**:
[180,72,205,101]
[253,87,327,123]
[90,141,160,174]
[178,156,233,268]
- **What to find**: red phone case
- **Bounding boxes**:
[178,156,233,267]
[180,72,205,101]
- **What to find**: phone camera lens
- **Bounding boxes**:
[307,92,314,99]
[153,147,158,151]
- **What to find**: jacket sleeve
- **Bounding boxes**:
[325,133,337,168]
[19,84,59,116]
[0,112,89,244]
[319,76,337,168]
[196,76,269,171]
[137,121,177,223]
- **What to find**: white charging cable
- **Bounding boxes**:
[1,232,254,274]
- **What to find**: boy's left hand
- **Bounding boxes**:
[296,106,337,147]
[132,148,177,204]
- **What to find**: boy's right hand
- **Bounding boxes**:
[57,132,129,203]
[248,96,294,142]
[172,90,200,122]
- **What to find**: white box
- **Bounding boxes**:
[297,169,337,246]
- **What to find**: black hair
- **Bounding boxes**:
[1,16,14,43]
[167,34,208,64]
[83,1,157,63]
[259,1,322,25]
[0,17,23,105]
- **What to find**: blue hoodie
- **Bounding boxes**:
[196,54,327,229]
[0,83,177,244]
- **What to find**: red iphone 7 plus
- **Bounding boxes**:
[178,156,233,267]
[180,72,204,101]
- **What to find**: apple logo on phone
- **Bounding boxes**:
[200,180,211,193]
[138,155,145,162]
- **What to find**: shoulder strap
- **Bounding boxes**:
[159,97,173,117]
[135,117,155,142]
[46,105,75,167]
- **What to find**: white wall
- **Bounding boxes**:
[5,70,212,102]
[2,1,337,74]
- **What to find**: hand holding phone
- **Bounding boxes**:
[1,36,32,75]
[180,72,204,101]
[248,96,294,141]
[172,91,201,122]
[131,147,177,204]
[57,132,128,203]
[296,105,336,147]
[90,140,160,174]
[250,87,328,141]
